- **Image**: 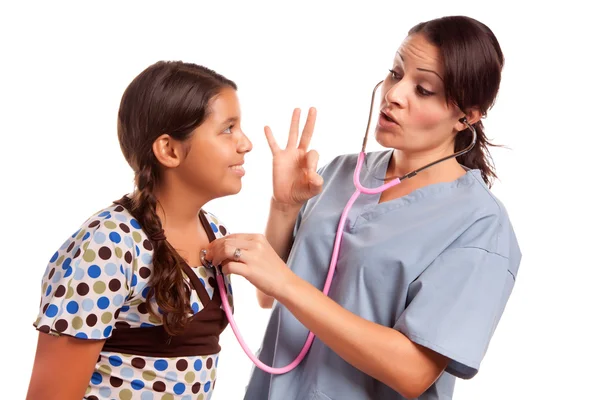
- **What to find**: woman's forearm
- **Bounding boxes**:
[257,198,302,308]
[278,276,448,398]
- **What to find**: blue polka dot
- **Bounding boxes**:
[115,213,128,222]
[141,253,152,265]
[165,371,177,382]
[192,303,200,313]
[52,271,62,283]
[120,367,134,379]
[109,232,122,244]
[130,219,141,229]
[141,392,155,400]
[120,264,125,274]
[50,251,59,263]
[71,229,81,238]
[154,359,168,371]
[121,305,130,312]
[112,294,124,307]
[94,231,106,244]
[98,211,111,218]
[131,275,138,287]
[74,267,85,280]
[182,396,192,400]
[88,265,101,278]
[142,287,150,298]
[91,329,102,339]
[82,232,91,241]
[131,379,145,390]
[210,222,218,233]
[63,267,73,278]
[136,245,141,256]
[109,355,123,367]
[174,383,185,395]
[99,387,112,397]
[141,322,155,328]
[103,326,113,337]
[75,332,88,339]
[66,301,79,314]
[200,370,207,381]
[126,313,140,323]
[105,263,117,276]
[45,304,58,318]
[199,278,206,287]
[216,356,219,368]
[91,372,102,384]
[194,359,203,371]
[124,236,134,248]
[82,299,94,311]
[97,297,110,309]
[45,285,53,296]
[62,258,72,270]
[204,381,211,393]
[228,284,233,294]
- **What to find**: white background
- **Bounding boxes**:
[1,1,598,399]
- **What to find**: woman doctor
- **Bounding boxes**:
[206,15,520,400]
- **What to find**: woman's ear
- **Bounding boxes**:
[455,108,482,131]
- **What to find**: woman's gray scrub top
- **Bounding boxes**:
[244,150,521,400]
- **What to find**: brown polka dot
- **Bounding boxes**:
[119,223,130,233]
[219,225,227,235]
[176,359,188,371]
[114,205,125,212]
[87,396,99,400]
[208,277,217,288]
[132,357,146,369]
[97,355,102,363]
[38,325,50,333]
[55,319,68,332]
[153,381,166,392]
[48,268,56,280]
[142,239,153,251]
[42,303,49,314]
[139,267,151,279]
[114,309,121,319]
[86,314,98,327]
[115,321,131,329]
[99,246,112,260]
[192,383,201,393]
[74,248,82,259]
[67,241,75,253]
[54,285,66,298]
[77,283,90,296]
[206,357,213,369]
[109,279,122,292]
[110,376,123,387]
[89,220,100,228]
[124,251,133,264]
[137,303,148,314]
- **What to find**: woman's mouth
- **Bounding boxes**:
[377,111,400,129]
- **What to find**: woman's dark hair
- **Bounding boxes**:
[409,16,504,187]
[117,61,236,335]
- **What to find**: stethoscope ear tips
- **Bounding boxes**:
[459,117,468,124]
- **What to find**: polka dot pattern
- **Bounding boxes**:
[34,203,230,398]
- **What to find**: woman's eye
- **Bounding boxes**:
[416,85,435,96]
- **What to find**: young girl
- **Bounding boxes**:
[206,16,520,400]
[27,61,252,400]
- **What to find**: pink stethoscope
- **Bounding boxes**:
[202,80,477,374]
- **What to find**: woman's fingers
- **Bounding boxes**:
[298,107,317,150]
